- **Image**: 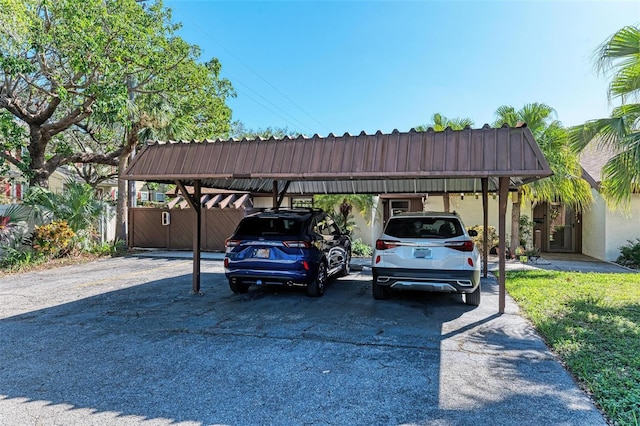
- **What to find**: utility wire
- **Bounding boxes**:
[171,7,332,135]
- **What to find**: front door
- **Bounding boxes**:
[548,203,577,252]
[532,202,581,253]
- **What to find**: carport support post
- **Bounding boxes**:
[272,180,278,209]
[482,178,488,278]
[192,180,202,293]
[175,180,202,294]
[498,176,509,314]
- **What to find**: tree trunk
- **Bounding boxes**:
[115,122,142,243]
[443,193,450,212]
[115,151,130,242]
[510,188,523,257]
[27,125,51,188]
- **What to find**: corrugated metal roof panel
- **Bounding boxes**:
[125,127,552,194]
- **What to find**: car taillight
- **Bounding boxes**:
[224,258,230,268]
[445,240,475,252]
[225,239,240,248]
[375,239,400,250]
[283,241,311,248]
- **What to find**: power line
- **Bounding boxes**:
[171,7,332,135]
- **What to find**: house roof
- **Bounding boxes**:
[124,125,553,194]
[580,140,618,185]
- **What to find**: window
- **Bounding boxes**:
[155,193,166,202]
[390,200,410,216]
[139,191,149,202]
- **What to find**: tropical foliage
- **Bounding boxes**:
[493,103,592,252]
[24,180,110,233]
[0,203,31,257]
[313,194,376,234]
[569,25,640,207]
[415,113,474,132]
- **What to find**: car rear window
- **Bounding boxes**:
[234,217,304,237]
[384,217,464,239]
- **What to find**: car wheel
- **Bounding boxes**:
[337,250,351,277]
[372,272,390,300]
[307,262,327,297]
[229,279,250,294]
[465,284,481,306]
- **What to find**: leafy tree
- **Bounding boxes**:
[569,25,640,208]
[230,123,299,140]
[493,103,592,253]
[1,0,235,242]
[416,113,475,211]
[0,0,233,184]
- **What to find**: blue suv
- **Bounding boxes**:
[224,209,351,297]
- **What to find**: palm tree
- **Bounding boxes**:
[24,179,109,234]
[416,113,475,211]
[569,25,640,207]
[313,194,376,234]
[494,103,592,254]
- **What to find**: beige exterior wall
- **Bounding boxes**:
[581,191,640,262]
[581,190,607,261]
[352,194,532,249]
[604,194,640,262]
[48,171,65,194]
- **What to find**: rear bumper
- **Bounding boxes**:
[225,268,312,287]
[372,267,480,293]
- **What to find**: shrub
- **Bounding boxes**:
[88,239,128,256]
[32,220,76,258]
[351,238,372,257]
[0,247,45,270]
[616,238,640,269]
[468,225,499,257]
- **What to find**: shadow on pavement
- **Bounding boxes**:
[0,257,605,425]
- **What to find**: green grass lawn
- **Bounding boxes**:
[506,271,640,425]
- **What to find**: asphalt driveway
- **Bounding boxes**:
[0,256,606,425]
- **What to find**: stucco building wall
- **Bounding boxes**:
[581,190,607,261]
[604,195,640,262]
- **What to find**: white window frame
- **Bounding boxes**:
[390,199,410,216]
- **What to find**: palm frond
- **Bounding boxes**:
[600,145,640,209]
[609,63,640,99]
[595,25,640,75]
[568,117,628,152]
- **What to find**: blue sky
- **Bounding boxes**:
[165,0,640,136]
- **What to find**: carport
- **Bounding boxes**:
[124,124,552,313]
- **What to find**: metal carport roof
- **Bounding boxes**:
[124,124,553,313]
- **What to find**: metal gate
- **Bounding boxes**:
[129,207,244,251]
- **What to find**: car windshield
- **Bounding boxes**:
[235,217,304,237]
[384,217,464,239]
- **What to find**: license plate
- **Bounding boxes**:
[414,248,432,259]
[254,248,270,258]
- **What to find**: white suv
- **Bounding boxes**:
[371,212,481,305]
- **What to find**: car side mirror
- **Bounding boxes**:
[468,229,478,237]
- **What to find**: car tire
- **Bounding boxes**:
[229,279,250,294]
[307,262,327,297]
[465,284,481,306]
[372,272,390,300]
[337,250,351,277]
